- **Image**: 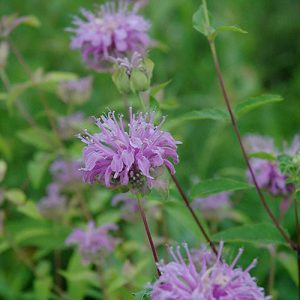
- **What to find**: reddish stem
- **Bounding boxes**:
[208,40,297,251]
[169,170,219,256]
[136,195,161,276]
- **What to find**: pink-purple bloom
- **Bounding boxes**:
[192,192,232,220]
[151,242,270,300]
[65,221,118,265]
[57,76,93,104]
[79,108,180,193]
[67,0,151,70]
[50,158,82,187]
[244,134,298,196]
[58,112,85,140]
[38,183,67,220]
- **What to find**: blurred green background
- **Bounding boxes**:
[1,0,300,299]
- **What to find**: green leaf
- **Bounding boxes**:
[0,160,7,182]
[167,108,228,129]
[34,277,52,300]
[28,152,53,188]
[5,189,26,205]
[150,80,172,96]
[191,178,253,198]
[17,201,42,220]
[212,223,288,246]
[215,25,247,35]
[192,5,213,36]
[248,151,276,161]
[133,288,152,300]
[277,252,298,285]
[234,94,283,118]
[20,15,40,27]
[17,127,60,151]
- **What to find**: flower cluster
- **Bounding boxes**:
[192,192,232,220]
[68,0,151,70]
[151,242,270,300]
[57,76,93,104]
[58,112,85,140]
[50,158,82,187]
[79,108,180,194]
[38,183,67,219]
[244,134,300,197]
[65,221,118,265]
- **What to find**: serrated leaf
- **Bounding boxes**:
[212,223,288,246]
[234,94,283,118]
[191,178,253,198]
[17,127,60,151]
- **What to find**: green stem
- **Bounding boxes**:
[137,92,146,112]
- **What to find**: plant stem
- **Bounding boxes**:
[201,1,296,250]
[137,92,146,112]
[136,194,161,276]
[168,170,219,256]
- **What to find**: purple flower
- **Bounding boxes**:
[50,158,82,187]
[112,192,139,221]
[57,76,93,104]
[151,242,270,300]
[67,0,151,71]
[244,134,293,196]
[58,112,85,140]
[192,192,231,220]
[79,108,180,194]
[65,221,118,265]
[38,183,67,220]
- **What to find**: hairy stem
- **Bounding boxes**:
[168,170,219,256]
[201,1,296,250]
[136,194,161,276]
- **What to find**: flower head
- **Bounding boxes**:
[79,108,180,194]
[192,192,232,220]
[58,112,85,140]
[244,134,293,196]
[57,76,93,104]
[65,221,118,265]
[151,242,270,300]
[50,158,82,187]
[67,0,151,70]
[38,183,67,220]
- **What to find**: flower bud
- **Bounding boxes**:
[130,68,149,93]
[112,67,131,94]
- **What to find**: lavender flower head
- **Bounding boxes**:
[65,221,118,265]
[151,242,270,300]
[38,183,67,220]
[79,108,180,194]
[68,0,151,70]
[244,134,293,196]
[192,192,231,220]
[50,158,82,187]
[57,76,93,104]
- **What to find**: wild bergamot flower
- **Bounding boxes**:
[78,108,180,194]
[151,242,271,300]
[67,0,151,71]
